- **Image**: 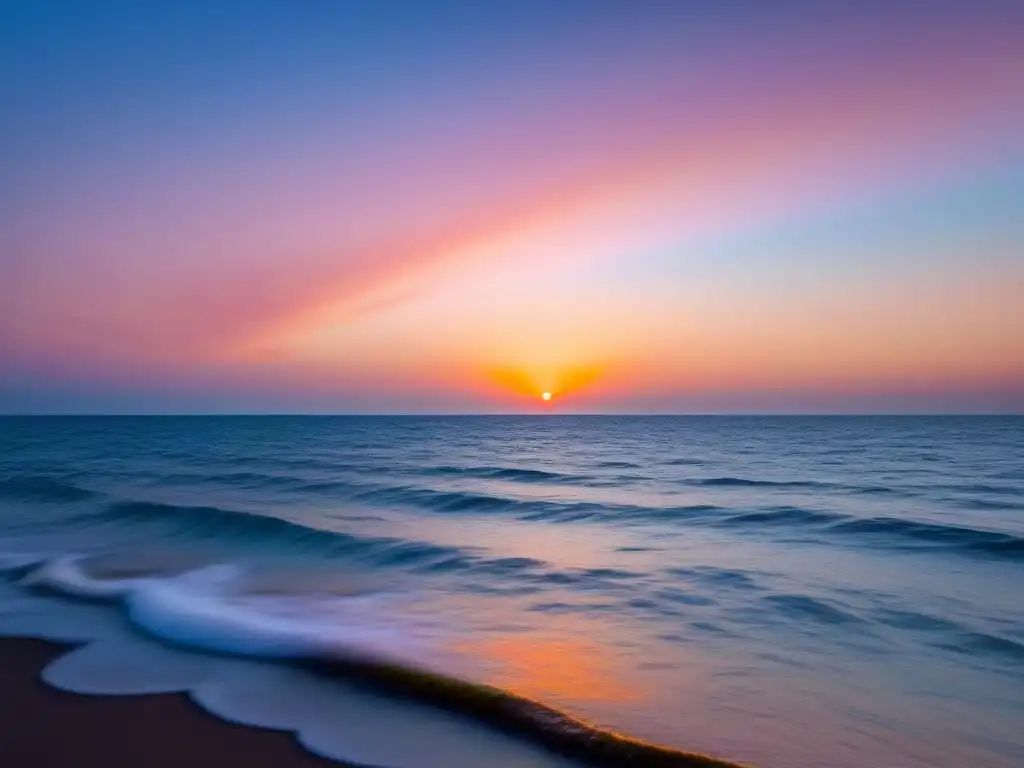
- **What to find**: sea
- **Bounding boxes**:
[0,415,1021,768]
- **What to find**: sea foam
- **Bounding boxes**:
[2,555,575,768]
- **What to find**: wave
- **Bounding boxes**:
[948,631,1024,660]
[153,451,353,475]
[825,517,1024,561]
[14,476,1021,568]
[84,499,615,578]
[21,555,152,599]
[694,477,833,489]
[88,490,1024,564]
[291,479,365,495]
[848,485,906,496]
[89,500,471,569]
[937,483,1023,497]
[161,471,320,489]
[0,475,98,503]
[354,487,524,513]
[149,471,374,500]
[717,507,843,526]
[424,466,590,484]
[9,556,748,767]
[691,477,912,497]
[872,606,1024,660]
[16,557,407,659]
[99,500,364,549]
[0,551,48,575]
[680,505,1024,563]
[957,498,1022,511]
[349,484,723,524]
[763,594,865,625]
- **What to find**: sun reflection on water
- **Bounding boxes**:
[457,633,640,704]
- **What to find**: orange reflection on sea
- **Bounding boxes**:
[455,633,641,705]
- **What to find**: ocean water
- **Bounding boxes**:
[0,415,1022,768]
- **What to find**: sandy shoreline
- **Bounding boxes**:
[1,634,748,768]
[0,637,350,768]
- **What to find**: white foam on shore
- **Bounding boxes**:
[192,662,574,768]
[43,633,221,694]
[20,555,152,599]
[0,576,125,644]
[0,554,574,768]
[126,563,428,661]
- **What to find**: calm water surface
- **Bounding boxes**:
[1,416,1021,768]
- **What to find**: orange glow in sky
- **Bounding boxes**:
[483,363,608,406]
[1,3,1020,413]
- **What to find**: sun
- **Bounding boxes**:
[541,392,552,401]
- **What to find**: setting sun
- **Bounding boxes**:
[542,392,552,401]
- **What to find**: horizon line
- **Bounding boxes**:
[1,412,1019,418]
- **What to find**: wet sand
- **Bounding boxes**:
[0,637,348,768]
[0,636,747,768]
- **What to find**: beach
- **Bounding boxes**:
[0,637,345,768]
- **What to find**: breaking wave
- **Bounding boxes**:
[0,475,98,503]
[1,555,745,767]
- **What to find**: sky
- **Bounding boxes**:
[1,0,1022,414]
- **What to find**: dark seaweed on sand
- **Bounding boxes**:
[308,653,749,768]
